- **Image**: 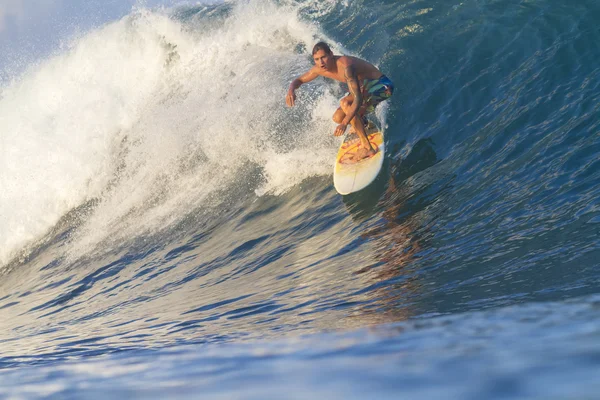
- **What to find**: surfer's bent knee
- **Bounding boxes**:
[339,98,352,110]
[332,108,345,124]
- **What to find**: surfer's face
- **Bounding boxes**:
[313,50,332,71]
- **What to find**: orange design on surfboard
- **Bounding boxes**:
[338,133,382,165]
[336,132,384,165]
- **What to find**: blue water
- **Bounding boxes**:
[1,0,599,398]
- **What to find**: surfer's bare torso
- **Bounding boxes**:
[310,55,382,84]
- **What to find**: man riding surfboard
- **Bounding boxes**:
[286,42,394,160]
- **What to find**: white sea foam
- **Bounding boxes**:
[0,0,351,266]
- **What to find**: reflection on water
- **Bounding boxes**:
[344,138,439,323]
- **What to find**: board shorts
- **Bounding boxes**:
[361,75,394,114]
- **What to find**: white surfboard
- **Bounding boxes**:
[333,124,385,195]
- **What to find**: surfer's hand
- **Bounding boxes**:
[334,124,348,136]
[286,90,296,107]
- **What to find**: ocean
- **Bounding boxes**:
[1,0,599,398]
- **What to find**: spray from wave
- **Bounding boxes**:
[0,0,354,268]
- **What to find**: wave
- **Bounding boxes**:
[0,0,353,267]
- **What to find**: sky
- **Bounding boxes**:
[0,0,180,77]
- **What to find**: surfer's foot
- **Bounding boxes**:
[356,146,376,160]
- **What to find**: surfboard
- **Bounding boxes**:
[333,123,385,195]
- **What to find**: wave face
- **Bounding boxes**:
[1,0,600,397]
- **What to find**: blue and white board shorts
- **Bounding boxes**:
[361,75,394,114]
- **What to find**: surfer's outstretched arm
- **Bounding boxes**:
[286,69,318,107]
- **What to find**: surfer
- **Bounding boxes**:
[286,42,394,160]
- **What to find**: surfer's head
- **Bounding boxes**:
[312,42,333,71]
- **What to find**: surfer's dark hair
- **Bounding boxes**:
[312,42,332,55]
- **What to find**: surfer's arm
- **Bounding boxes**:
[286,69,318,107]
[341,64,362,124]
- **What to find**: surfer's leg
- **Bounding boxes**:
[332,94,353,124]
[336,95,368,132]
[332,107,345,124]
[340,97,375,159]
[350,116,376,159]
